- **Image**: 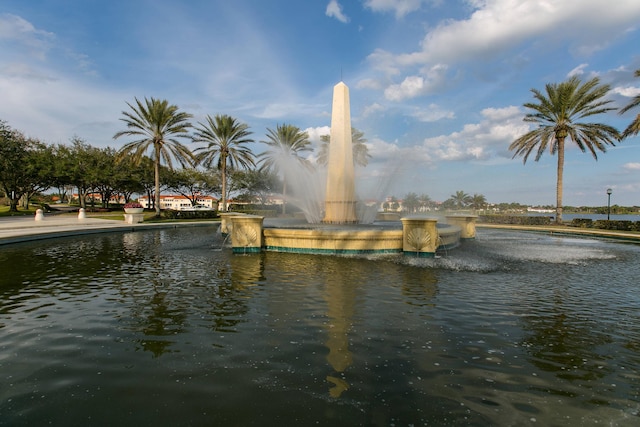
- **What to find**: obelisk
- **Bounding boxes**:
[323,81,357,224]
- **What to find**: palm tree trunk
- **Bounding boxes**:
[555,138,565,224]
[154,147,161,217]
[221,161,227,212]
[282,180,287,215]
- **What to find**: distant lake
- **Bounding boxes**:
[526,212,640,221]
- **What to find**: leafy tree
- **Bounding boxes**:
[92,147,121,208]
[164,168,219,207]
[192,114,255,212]
[0,121,52,212]
[113,153,147,203]
[619,69,640,139]
[51,144,76,203]
[21,142,56,209]
[231,169,280,206]
[258,123,312,214]
[133,156,168,210]
[65,137,101,209]
[509,76,620,223]
[114,97,194,217]
[318,127,371,167]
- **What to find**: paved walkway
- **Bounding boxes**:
[0,213,218,245]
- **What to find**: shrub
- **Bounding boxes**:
[479,215,552,225]
[161,209,218,220]
[570,218,593,228]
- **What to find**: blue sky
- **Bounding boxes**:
[1,0,640,206]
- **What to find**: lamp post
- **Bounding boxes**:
[606,188,612,220]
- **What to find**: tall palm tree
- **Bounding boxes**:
[318,127,371,167]
[418,193,432,212]
[619,69,640,139]
[114,97,193,217]
[258,123,312,215]
[450,190,471,210]
[509,76,620,224]
[470,193,487,213]
[192,114,255,212]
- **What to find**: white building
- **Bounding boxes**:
[139,195,217,210]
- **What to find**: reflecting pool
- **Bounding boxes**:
[1,226,639,426]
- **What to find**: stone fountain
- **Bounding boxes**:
[323,82,357,224]
[227,81,476,256]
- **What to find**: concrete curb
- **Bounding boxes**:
[477,223,640,242]
[0,216,220,246]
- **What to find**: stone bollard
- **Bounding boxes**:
[446,215,478,239]
[78,208,86,219]
[229,215,264,254]
[219,212,243,235]
[400,217,439,257]
[124,213,144,224]
[35,209,44,221]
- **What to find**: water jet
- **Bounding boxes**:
[230,81,476,256]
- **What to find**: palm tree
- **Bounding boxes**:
[192,114,255,212]
[418,193,432,212]
[449,190,471,210]
[318,127,371,167]
[258,124,312,215]
[509,76,620,224]
[619,69,640,139]
[470,193,487,213]
[114,97,194,217]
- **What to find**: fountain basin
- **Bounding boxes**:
[229,215,467,256]
[264,228,403,255]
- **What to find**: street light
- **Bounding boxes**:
[606,188,612,220]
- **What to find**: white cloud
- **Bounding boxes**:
[362,102,386,118]
[419,105,528,162]
[0,13,54,60]
[356,78,383,90]
[410,104,454,122]
[305,126,331,145]
[623,162,640,171]
[367,49,402,77]
[364,0,432,18]
[383,64,447,101]
[326,0,350,23]
[367,136,403,158]
[0,73,125,146]
[612,86,640,98]
[373,0,640,69]
[568,63,589,77]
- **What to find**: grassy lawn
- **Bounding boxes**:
[0,205,38,217]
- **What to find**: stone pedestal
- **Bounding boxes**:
[401,217,439,257]
[35,209,44,221]
[230,215,264,254]
[446,215,477,239]
[219,212,243,235]
[78,208,86,219]
[124,213,144,224]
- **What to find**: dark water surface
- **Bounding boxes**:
[1,227,639,426]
